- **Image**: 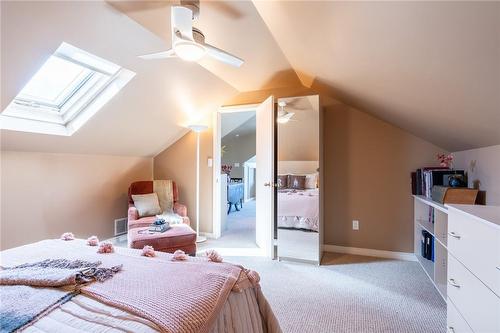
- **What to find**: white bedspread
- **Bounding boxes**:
[277,189,319,231]
[22,290,267,333]
[1,240,281,333]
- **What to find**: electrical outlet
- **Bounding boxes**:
[352,220,359,230]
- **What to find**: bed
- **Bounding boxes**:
[276,161,321,264]
[277,189,319,232]
[0,239,281,333]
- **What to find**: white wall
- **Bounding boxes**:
[454,144,500,205]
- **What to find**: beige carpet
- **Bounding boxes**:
[227,252,446,333]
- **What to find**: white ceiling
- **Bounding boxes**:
[1,1,499,155]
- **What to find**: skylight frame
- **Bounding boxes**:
[1,42,135,136]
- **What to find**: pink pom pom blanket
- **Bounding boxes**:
[0,239,277,333]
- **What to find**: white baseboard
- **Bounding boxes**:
[323,244,417,262]
[200,232,216,239]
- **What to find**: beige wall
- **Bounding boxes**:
[323,103,444,252]
[278,99,319,162]
[0,151,152,250]
[222,132,256,179]
[153,129,213,234]
[152,86,314,235]
[453,144,500,205]
[154,90,445,252]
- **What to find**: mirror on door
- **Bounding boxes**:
[276,95,321,264]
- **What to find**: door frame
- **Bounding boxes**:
[212,103,260,240]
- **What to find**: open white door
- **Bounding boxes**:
[255,96,275,257]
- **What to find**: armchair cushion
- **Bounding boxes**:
[131,193,162,217]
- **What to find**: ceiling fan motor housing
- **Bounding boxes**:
[180,0,200,20]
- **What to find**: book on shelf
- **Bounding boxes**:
[431,236,435,262]
[421,230,426,258]
[411,172,417,195]
[412,167,465,198]
[428,206,435,224]
[414,167,448,196]
[420,230,434,261]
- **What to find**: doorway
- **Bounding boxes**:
[218,110,256,249]
[201,97,275,257]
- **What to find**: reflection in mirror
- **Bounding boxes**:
[276,95,321,264]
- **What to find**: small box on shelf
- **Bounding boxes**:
[431,186,479,205]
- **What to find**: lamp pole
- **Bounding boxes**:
[188,125,208,243]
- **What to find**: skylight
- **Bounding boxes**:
[1,42,135,136]
[15,56,93,110]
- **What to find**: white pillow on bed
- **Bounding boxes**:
[305,173,318,189]
[132,193,162,217]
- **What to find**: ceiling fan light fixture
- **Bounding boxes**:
[174,41,206,62]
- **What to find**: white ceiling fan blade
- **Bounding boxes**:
[138,49,176,60]
[172,6,194,41]
[204,43,244,67]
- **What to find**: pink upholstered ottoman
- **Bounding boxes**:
[128,224,197,255]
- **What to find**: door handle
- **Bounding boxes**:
[448,231,461,239]
[264,182,276,187]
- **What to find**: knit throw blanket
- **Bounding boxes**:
[1,240,249,333]
[154,180,183,224]
[0,259,122,333]
[81,255,243,333]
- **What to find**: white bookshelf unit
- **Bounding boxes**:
[413,195,448,301]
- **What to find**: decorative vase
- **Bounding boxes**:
[448,175,463,187]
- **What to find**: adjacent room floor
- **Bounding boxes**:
[228,252,446,333]
[198,200,257,253]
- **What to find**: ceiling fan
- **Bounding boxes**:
[138,1,244,67]
[277,101,295,124]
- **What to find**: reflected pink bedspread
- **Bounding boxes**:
[278,189,319,219]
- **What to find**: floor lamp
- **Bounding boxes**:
[188,124,208,243]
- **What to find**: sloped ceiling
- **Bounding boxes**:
[0,1,237,156]
[221,111,255,138]
[254,1,500,151]
[222,114,256,139]
[108,0,302,91]
[2,1,499,155]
